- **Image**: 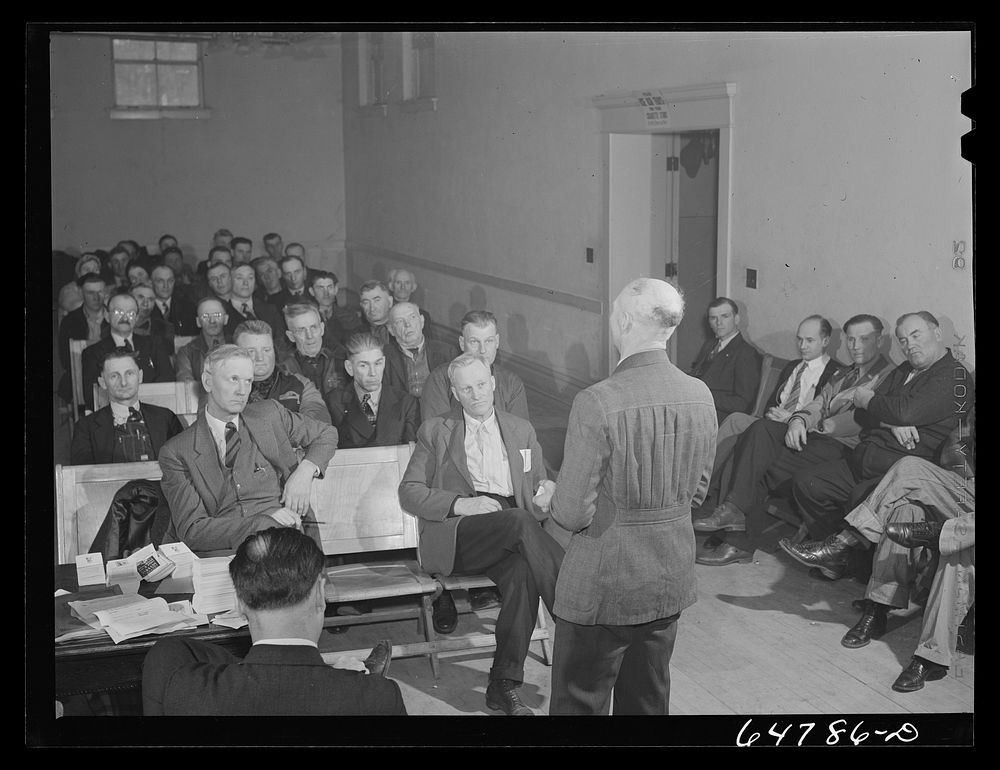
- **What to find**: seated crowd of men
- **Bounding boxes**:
[55,236,974,712]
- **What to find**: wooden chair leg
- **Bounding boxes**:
[535,605,553,666]
[420,595,440,679]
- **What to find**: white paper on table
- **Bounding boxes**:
[69,593,148,630]
[210,609,248,629]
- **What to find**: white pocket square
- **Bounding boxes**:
[520,449,531,472]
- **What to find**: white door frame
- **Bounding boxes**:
[594,82,737,375]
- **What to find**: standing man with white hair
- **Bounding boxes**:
[548,277,717,715]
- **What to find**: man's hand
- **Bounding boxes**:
[785,419,809,451]
[532,479,556,513]
[453,496,502,516]
[281,460,319,517]
[267,506,301,529]
[766,406,793,423]
[852,385,876,409]
[890,425,920,451]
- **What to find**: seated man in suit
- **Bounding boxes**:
[358,280,395,350]
[698,315,842,516]
[225,262,288,352]
[780,410,974,674]
[325,332,420,449]
[383,301,457,400]
[689,297,762,423]
[271,254,311,311]
[262,232,284,261]
[252,256,285,306]
[159,345,338,552]
[234,319,332,425]
[57,272,108,406]
[141,527,405,715]
[422,310,529,421]
[783,311,973,563]
[308,270,359,347]
[81,292,175,412]
[175,298,232,383]
[128,280,157,337]
[279,302,348,401]
[149,264,198,339]
[399,353,564,715]
[70,347,185,464]
[696,314,893,566]
[389,269,432,330]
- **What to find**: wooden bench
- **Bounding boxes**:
[68,338,99,426]
[93,381,201,427]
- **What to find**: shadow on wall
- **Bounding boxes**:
[506,313,559,399]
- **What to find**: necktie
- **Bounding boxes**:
[128,406,143,423]
[842,367,861,389]
[242,302,256,320]
[159,300,170,321]
[781,362,806,410]
[407,347,419,356]
[123,338,134,352]
[362,393,376,426]
[224,422,240,470]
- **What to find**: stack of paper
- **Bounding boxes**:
[191,556,237,615]
[158,542,198,579]
[92,596,208,644]
[75,553,106,587]
[105,558,141,594]
[63,593,149,642]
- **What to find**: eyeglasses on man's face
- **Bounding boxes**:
[111,310,137,320]
[200,312,224,321]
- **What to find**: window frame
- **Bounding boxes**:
[108,37,211,120]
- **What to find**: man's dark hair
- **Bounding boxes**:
[100,346,140,372]
[842,314,884,335]
[77,272,106,288]
[461,310,498,331]
[309,269,339,288]
[108,245,130,262]
[801,314,833,339]
[359,279,390,296]
[158,233,177,249]
[346,331,384,357]
[263,232,281,243]
[231,236,252,250]
[209,245,233,263]
[708,297,739,315]
[229,528,325,611]
[896,310,940,330]
[280,254,306,271]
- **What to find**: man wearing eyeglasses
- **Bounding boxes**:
[421,310,528,422]
[176,298,232,384]
[81,292,174,411]
[278,303,348,402]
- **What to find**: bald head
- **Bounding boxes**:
[611,278,685,356]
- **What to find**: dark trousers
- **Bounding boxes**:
[791,456,884,540]
[453,508,564,684]
[550,613,680,715]
[723,420,848,551]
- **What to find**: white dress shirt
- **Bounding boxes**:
[463,409,512,496]
[253,638,317,648]
[777,354,830,411]
[110,399,143,426]
[205,410,240,465]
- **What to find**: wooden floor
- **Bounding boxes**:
[50,358,973,718]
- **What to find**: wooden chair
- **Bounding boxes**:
[69,338,98,423]
[93,381,201,426]
[55,461,162,564]
[309,444,442,676]
[750,354,790,418]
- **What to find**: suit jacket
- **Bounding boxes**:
[150,295,198,338]
[765,357,842,413]
[791,354,893,447]
[279,345,349,398]
[690,332,762,422]
[224,297,288,348]
[142,638,406,715]
[70,402,185,465]
[420,362,529,421]
[550,349,717,625]
[174,334,231,383]
[159,399,338,552]
[327,384,421,449]
[383,338,458,397]
[855,350,974,477]
[81,335,175,411]
[398,408,548,576]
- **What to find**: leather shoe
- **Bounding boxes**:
[696,542,754,566]
[892,656,948,692]
[469,586,502,611]
[485,678,534,716]
[693,502,746,533]
[363,639,393,677]
[432,590,458,635]
[841,600,888,648]
[885,521,943,550]
[779,535,851,580]
[700,533,726,551]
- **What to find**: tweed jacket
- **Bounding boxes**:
[158,398,338,551]
[550,349,717,626]
[398,408,548,576]
[690,331,762,422]
[419,362,529,421]
[142,638,406,715]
